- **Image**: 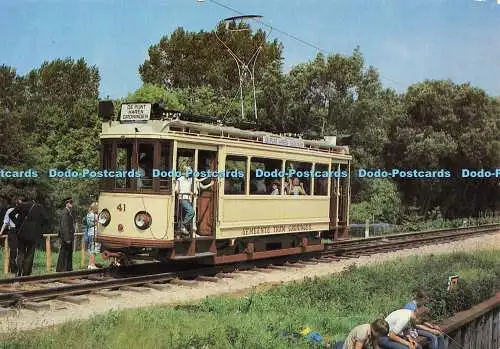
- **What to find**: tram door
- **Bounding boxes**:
[196,150,218,236]
[329,171,339,236]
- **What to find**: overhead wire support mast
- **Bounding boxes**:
[202,0,404,88]
[214,15,271,120]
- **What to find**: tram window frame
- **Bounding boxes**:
[136,141,155,192]
[114,142,134,190]
[250,157,283,195]
[100,139,173,194]
[100,141,114,190]
[224,155,246,195]
[197,150,217,194]
[158,141,173,193]
[313,163,329,196]
[284,161,312,195]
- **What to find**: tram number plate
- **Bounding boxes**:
[117,203,126,212]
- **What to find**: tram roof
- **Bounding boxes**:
[98,102,350,155]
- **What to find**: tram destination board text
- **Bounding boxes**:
[241,223,313,236]
[262,135,305,148]
[120,103,151,122]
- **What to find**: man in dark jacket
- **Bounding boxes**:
[56,197,75,272]
[9,195,49,276]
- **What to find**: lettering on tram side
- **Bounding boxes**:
[241,223,313,236]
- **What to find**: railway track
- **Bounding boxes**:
[0,224,498,312]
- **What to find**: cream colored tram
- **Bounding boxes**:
[96,102,351,264]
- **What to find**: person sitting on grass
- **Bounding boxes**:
[403,290,447,349]
[333,318,390,349]
[378,305,429,349]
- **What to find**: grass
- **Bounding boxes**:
[0,247,107,278]
[1,250,500,349]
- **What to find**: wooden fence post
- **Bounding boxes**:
[81,234,85,268]
[3,236,8,274]
[45,235,52,272]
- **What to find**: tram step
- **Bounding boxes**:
[170,252,216,260]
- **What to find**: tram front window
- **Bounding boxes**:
[115,143,133,189]
[137,143,154,190]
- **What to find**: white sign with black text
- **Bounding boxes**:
[120,103,151,122]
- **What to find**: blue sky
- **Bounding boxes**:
[1,0,499,99]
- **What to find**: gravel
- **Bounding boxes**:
[1,231,499,334]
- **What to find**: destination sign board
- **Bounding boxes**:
[120,103,151,122]
[262,135,305,148]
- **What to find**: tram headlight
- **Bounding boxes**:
[98,209,111,226]
[134,211,152,230]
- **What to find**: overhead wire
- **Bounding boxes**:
[203,0,404,87]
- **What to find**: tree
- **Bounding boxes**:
[124,83,182,108]
[386,80,500,217]
[0,65,25,112]
[350,179,403,224]
[139,24,283,93]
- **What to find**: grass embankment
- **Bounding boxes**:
[1,250,500,349]
[349,216,500,238]
[0,249,106,278]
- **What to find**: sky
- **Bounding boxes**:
[1,0,500,99]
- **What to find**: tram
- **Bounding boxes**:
[95,101,352,264]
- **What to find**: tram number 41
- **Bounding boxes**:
[117,203,126,212]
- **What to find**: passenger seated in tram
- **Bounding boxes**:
[270,181,280,195]
[251,177,267,194]
[288,177,306,196]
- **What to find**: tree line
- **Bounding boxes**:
[1,24,499,230]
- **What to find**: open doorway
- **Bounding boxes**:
[196,150,218,236]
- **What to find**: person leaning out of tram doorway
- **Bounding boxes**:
[175,166,214,237]
[84,202,100,270]
[0,197,22,275]
[57,197,75,272]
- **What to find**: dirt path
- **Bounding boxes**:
[1,231,500,334]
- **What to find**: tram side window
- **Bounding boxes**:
[177,149,195,173]
[159,142,172,192]
[101,142,113,189]
[116,143,133,189]
[224,156,246,195]
[137,143,154,190]
[285,161,312,195]
[250,158,282,195]
[314,164,329,196]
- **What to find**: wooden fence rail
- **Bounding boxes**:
[0,232,86,274]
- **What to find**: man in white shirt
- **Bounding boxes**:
[175,166,214,236]
[378,307,426,349]
[0,198,21,275]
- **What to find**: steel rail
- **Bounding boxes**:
[0,224,497,308]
